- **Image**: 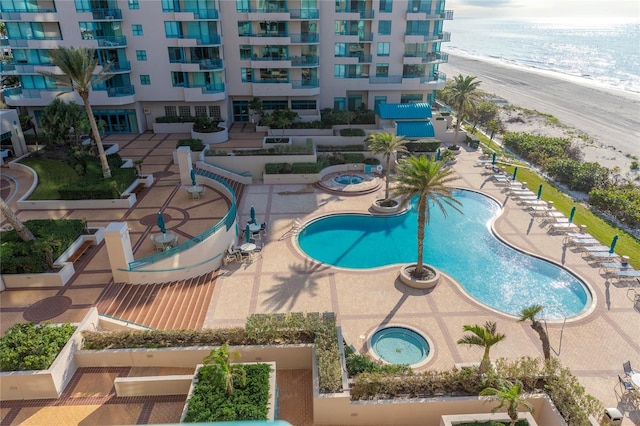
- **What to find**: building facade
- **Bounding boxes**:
[0,0,451,134]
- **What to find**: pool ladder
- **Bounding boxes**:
[278,218,302,240]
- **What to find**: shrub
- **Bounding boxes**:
[0,322,77,371]
[589,184,640,226]
[193,117,223,133]
[316,144,366,152]
[344,345,411,377]
[405,139,441,153]
[155,115,197,123]
[177,138,205,151]
[339,128,366,137]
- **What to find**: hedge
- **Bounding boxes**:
[177,138,205,151]
[0,322,77,371]
[405,139,441,153]
[156,115,197,123]
[339,128,366,137]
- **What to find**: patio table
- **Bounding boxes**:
[155,233,177,250]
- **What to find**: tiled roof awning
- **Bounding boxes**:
[396,121,435,138]
[375,103,432,119]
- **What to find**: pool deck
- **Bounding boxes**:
[1,134,639,425]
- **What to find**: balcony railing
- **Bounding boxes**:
[292,79,319,88]
[336,32,373,41]
[254,32,288,38]
[195,34,221,45]
[403,52,449,63]
[335,7,374,19]
[9,35,62,41]
[0,5,56,12]
[423,32,451,42]
[291,56,319,66]
[251,5,288,12]
[289,33,319,43]
[0,63,16,73]
[96,36,127,47]
[106,60,131,72]
[201,83,225,94]
[254,79,290,84]
[91,8,122,20]
[368,75,403,84]
[0,38,8,46]
[162,6,219,19]
[99,85,135,97]
[289,8,319,19]
[170,58,223,69]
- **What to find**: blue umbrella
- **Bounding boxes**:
[436,148,441,161]
[491,152,496,165]
[245,224,251,243]
[157,212,166,234]
[250,205,256,224]
[609,234,618,254]
[190,168,197,186]
[537,184,543,200]
[512,166,518,181]
[568,206,576,223]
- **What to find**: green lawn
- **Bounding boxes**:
[20,158,80,200]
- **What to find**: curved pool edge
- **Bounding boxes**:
[461,186,597,323]
[365,323,434,370]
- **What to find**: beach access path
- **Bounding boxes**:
[439,54,640,172]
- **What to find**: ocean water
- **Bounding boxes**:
[443,17,640,94]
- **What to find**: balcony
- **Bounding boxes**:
[163,6,219,19]
[89,86,135,104]
[289,33,319,44]
[403,52,448,65]
[90,8,122,20]
[289,8,319,19]
[184,83,226,101]
[8,36,62,49]
[106,85,135,97]
[4,87,61,106]
[247,6,289,21]
[252,79,319,96]
[0,63,16,73]
[195,34,221,45]
[291,56,319,66]
[422,32,451,43]
[106,60,131,72]
[336,32,373,42]
[95,36,127,47]
[335,7,374,19]
[249,33,289,45]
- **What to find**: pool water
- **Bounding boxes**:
[333,175,364,185]
[298,190,590,319]
[370,327,430,365]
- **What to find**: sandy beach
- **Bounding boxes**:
[439,54,640,174]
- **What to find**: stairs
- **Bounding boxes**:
[95,271,217,330]
[195,168,245,204]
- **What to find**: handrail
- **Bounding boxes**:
[127,170,236,270]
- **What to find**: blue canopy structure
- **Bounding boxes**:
[375,102,432,119]
[396,121,435,138]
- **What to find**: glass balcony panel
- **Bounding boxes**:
[289,33,318,43]
[289,8,318,19]
[96,36,127,47]
[91,9,122,20]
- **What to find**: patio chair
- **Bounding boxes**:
[619,375,636,392]
[615,270,640,282]
[624,361,636,377]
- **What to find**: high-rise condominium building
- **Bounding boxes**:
[0,0,451,134]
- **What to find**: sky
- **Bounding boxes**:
[445,0,640,19]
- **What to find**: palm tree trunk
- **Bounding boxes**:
[0,198,35,242]
[415,196,426,275]
[452,106,465,147]
[480,346,492,374]
[81,94,111,178]
[532,321,551,360]
[384,154,391,199]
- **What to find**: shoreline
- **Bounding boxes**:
[439,53,640,175]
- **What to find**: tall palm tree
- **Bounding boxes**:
[0,198,35,242]
[202,343,246,395]
[518,304,551,361]
[449,74,482,149]
[366,132,408,200]
[40,47,113,178]
[391,156,461,279]
[480,380,535,426]
[457,321,506,374]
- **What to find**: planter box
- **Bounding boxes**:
[263,136,291,147]
[153,122,193,133]
[191,124,229,144]
[263,173,321,185]
[440,412,538,426]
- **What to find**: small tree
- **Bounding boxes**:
[202,343,246,395]
[457,321,505,374]
[366,132,408,201]
[261,108,298,143]
[518,304,551,361]
[0,198,35,242]
[480,380,534,426]
[447,74,482,149]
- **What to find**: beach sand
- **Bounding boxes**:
[439,54,640,175]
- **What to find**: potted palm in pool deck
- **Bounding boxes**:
[366,132,408,213]
[392,155,461,288]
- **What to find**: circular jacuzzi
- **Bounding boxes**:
[370,327,430,365]
[333,174,364,185]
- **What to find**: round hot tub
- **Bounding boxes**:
[333,174,365,185]
[370,326,430,366]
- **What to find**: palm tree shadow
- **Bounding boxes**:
[261,259,331,311]
[526,217,534,235]
[378,279,431,329]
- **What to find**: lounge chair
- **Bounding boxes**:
[566,237,600,247]
[549,222,579,234]
[615,270,640,282]
[579,245,612,254]
[598,262,633,276]
[624,361,635,377]
[584,251,620,262]
[619,375,636,392]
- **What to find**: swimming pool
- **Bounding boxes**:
[370,327,430,365]
[297,190,591,319]
[334,174,364,185]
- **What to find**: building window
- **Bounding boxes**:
[136,50,147,61]
[263,100,288,110]
[374,96,387,108]
[378,21,391,35]
[165,106,177,117]
[334,64,346,78]
[380,0,392,12]
[140,74,150,85]
[240,45,252,59]
[179,106,191,117]
[132,24,143,36]
[209,105,221,119]
[376,63,389,77]
[168,47,183,63]
[377,42,390,56]
[236,0,250,12]
[334,97,346,111]
[171,72,186,87]
[291,100,317,110]
[334,43,346,56]
[401,94,423,103]
[128,0,139,9]
[195,106,207,117]
[241,68,253,82]
[238,21,252,36]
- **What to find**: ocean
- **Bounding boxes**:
[442,17,640,94]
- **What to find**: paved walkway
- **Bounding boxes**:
[1,135,639,425]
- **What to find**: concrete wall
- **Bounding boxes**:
[205,153,317,181]
[440,412,538,426]
[0,109,27,165]
[0,308,99,400]
[114,375,194,397]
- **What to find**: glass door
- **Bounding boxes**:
[233,101,250,122]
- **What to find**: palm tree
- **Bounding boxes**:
[457,321,506,374]
[480,380,534,426]
[0,198,35,242]
[449,74,482,149]
[391,156,461,279]
[40,47,113,178]
[366,132,408,201]
[518,304,551,361]
[202,343,246,395]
